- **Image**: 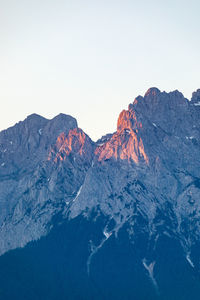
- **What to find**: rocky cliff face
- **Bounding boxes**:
[70,88,200,254]
[1,88,200,299]
[0,113,94,254]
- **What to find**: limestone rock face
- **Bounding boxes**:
[1,88,200,299]
[70,87,200,254]
[0,113,94,255]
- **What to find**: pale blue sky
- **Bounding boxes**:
[0,0,200,140]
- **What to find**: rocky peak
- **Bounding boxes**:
[0,113,80,178]
[42,114,78,142]
[117,109,141,132]
[144,87,161,97]
[95,98,148,164]
[133,88,188,113]
[191,89,200,105]
[95,88,197,166]
[25,113,47,123]
[48,128,94,163]
[126,88,190,138]
[51,113,77,125]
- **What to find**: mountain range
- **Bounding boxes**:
[1,87,200,299]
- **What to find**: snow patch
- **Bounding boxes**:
[152,123,157,127]
[193,102,200,106]
[73,185,83,202]
[186,254,194,268]
[38,129,42,135]
[87,229,112,276]
[1,163,5,167]
[103,230,112,239]
[143,259,158,291]
[124,129,131,133]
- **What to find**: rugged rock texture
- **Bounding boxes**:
[0,113,94,254]
[1,88,200,299]
[70,87,200,254]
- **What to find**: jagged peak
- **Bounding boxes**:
[131,88,161,107]
[50,113,77,126]
[168,89,185,99]
[24,113,77,125]
[43,113,78,139]
[132,88,187,106]
[191,89,200,104]
[144,87,161,97]
[117,109,140,132]
[26,113,78,127]
[26,113,47,121]
[129,88,189,117]
[23,114,48,128]
[0,113,48,136]
[132,95,143,106]
[48,127,93,163]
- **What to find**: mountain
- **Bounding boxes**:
[0,113,94,255]
[1,88,200,299]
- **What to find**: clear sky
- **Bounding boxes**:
[1,0,200,140]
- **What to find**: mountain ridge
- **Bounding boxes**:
[1,87,200,299]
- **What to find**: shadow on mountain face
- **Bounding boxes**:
[0,213,200,300]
